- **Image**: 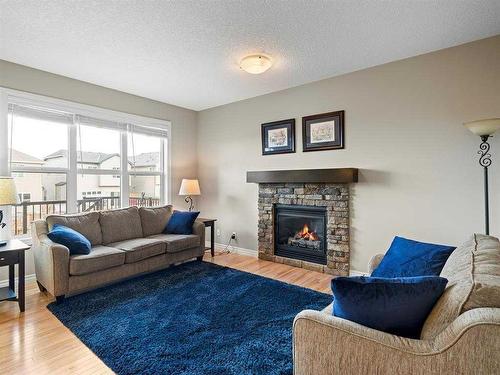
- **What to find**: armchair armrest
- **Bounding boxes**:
[368,253,384,274]
[31,221,70,297]
[293,308,500,374]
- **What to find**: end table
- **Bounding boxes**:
[197,218,217,257]
[0,239,30,312]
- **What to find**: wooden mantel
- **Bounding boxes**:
[246,168,358,184]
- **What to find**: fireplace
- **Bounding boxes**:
[248,168,358,275]
[274,204,327,265]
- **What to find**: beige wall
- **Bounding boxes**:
[197,36,500,272]
[0,60,198,280]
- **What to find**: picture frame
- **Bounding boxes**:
[261,119,296,155]
[302,110,344,152]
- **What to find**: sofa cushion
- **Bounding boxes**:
[421,234,500,339]
[48,224,91,255]
[139,205,173,237]
[372,236,456,278]
[70,245,125,276]
[148,233,200,253]
[99,206,143,244]
[109,238,166,264]
[47,211,102,246]
[332,276,448,339]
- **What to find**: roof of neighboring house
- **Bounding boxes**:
[11,149,44,164]
[128,152,159,168]
[43,149,160,168]
[45,149,119,164]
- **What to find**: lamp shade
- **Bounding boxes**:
[464,118,500,136]
[0,177,18,205]
[178,179,201,196]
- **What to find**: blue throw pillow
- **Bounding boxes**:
[371,236,456,278]
[47,224,91,255]
[164,211,200,235]
[332,276,448,338]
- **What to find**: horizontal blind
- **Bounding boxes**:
[9,103,73,124]
[129,124,168,138]
[76,115,126,131]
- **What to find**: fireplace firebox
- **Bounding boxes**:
[274,204,327,265]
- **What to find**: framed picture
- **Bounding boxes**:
[261,119,296,155]
[302,110,344,152]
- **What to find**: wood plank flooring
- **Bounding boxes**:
[0,251,333,374]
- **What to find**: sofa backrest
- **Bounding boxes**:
[46,211,102,246]
[421,234,500,339]
[139,205,173,237]
[99,206,143,244]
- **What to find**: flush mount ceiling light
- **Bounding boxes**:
[239,54,273,74]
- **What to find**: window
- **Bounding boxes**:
[3,89,170,238]
[128,129,165,207]
[8,104,71,236]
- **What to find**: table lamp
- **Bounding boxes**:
[178,179,201,211]
[0,177,19,246]
[464,118,500,235]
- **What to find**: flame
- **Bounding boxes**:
[297,223,319,241]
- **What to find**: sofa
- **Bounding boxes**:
[32,205,205,302]
[293,234,500,374]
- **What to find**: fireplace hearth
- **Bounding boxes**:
[275,204,327,265]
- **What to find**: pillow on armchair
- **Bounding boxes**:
[332,276,448,338]
[372,236,455,278]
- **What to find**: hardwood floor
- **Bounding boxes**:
[0,251,333,374]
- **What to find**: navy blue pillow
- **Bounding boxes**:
[164,211,200,235]
[332,276,448,338]
[47,224,91,255]
[371,236,455,278]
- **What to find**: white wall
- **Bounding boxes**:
[0,60,198,280]
[197,36,500,272]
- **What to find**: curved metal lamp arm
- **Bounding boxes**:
[477,135,492,235]
[184,196,194,211]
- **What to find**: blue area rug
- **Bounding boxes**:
[48,261,331,375]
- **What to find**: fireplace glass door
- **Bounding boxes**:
[274,204,327,265]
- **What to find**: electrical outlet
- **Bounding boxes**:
[216,229,221,237]
[231,232,237,240]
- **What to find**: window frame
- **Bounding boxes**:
[0,88,172,238]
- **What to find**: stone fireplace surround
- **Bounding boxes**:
[248,168,358,276]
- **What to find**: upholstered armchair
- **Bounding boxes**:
[293,235,500,375]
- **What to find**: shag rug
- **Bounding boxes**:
[48,261,331,375]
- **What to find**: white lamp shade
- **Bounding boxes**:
[464,118,500,136]
[0,177,18,205]
[240,54,273,74]
[178,179,201,196]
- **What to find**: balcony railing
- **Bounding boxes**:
[12,196,161,236]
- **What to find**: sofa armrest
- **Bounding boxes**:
[368,253,384,274]
[31,221,70,297]
[293,308,500,375]
[192,221,206,253]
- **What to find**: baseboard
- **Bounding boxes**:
[206,241,258,257]
[206,241,367,274]
[0,273,36,288]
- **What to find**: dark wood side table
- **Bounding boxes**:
[0,239,30,312]
[197,218,217,257]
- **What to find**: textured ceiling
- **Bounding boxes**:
[1,0,499,110]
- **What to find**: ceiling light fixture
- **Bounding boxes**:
[239,54,273,74]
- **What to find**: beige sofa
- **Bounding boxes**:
[32,205,205,302]
[293,234,500,374]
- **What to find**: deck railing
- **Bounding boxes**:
[12,196,161,236]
